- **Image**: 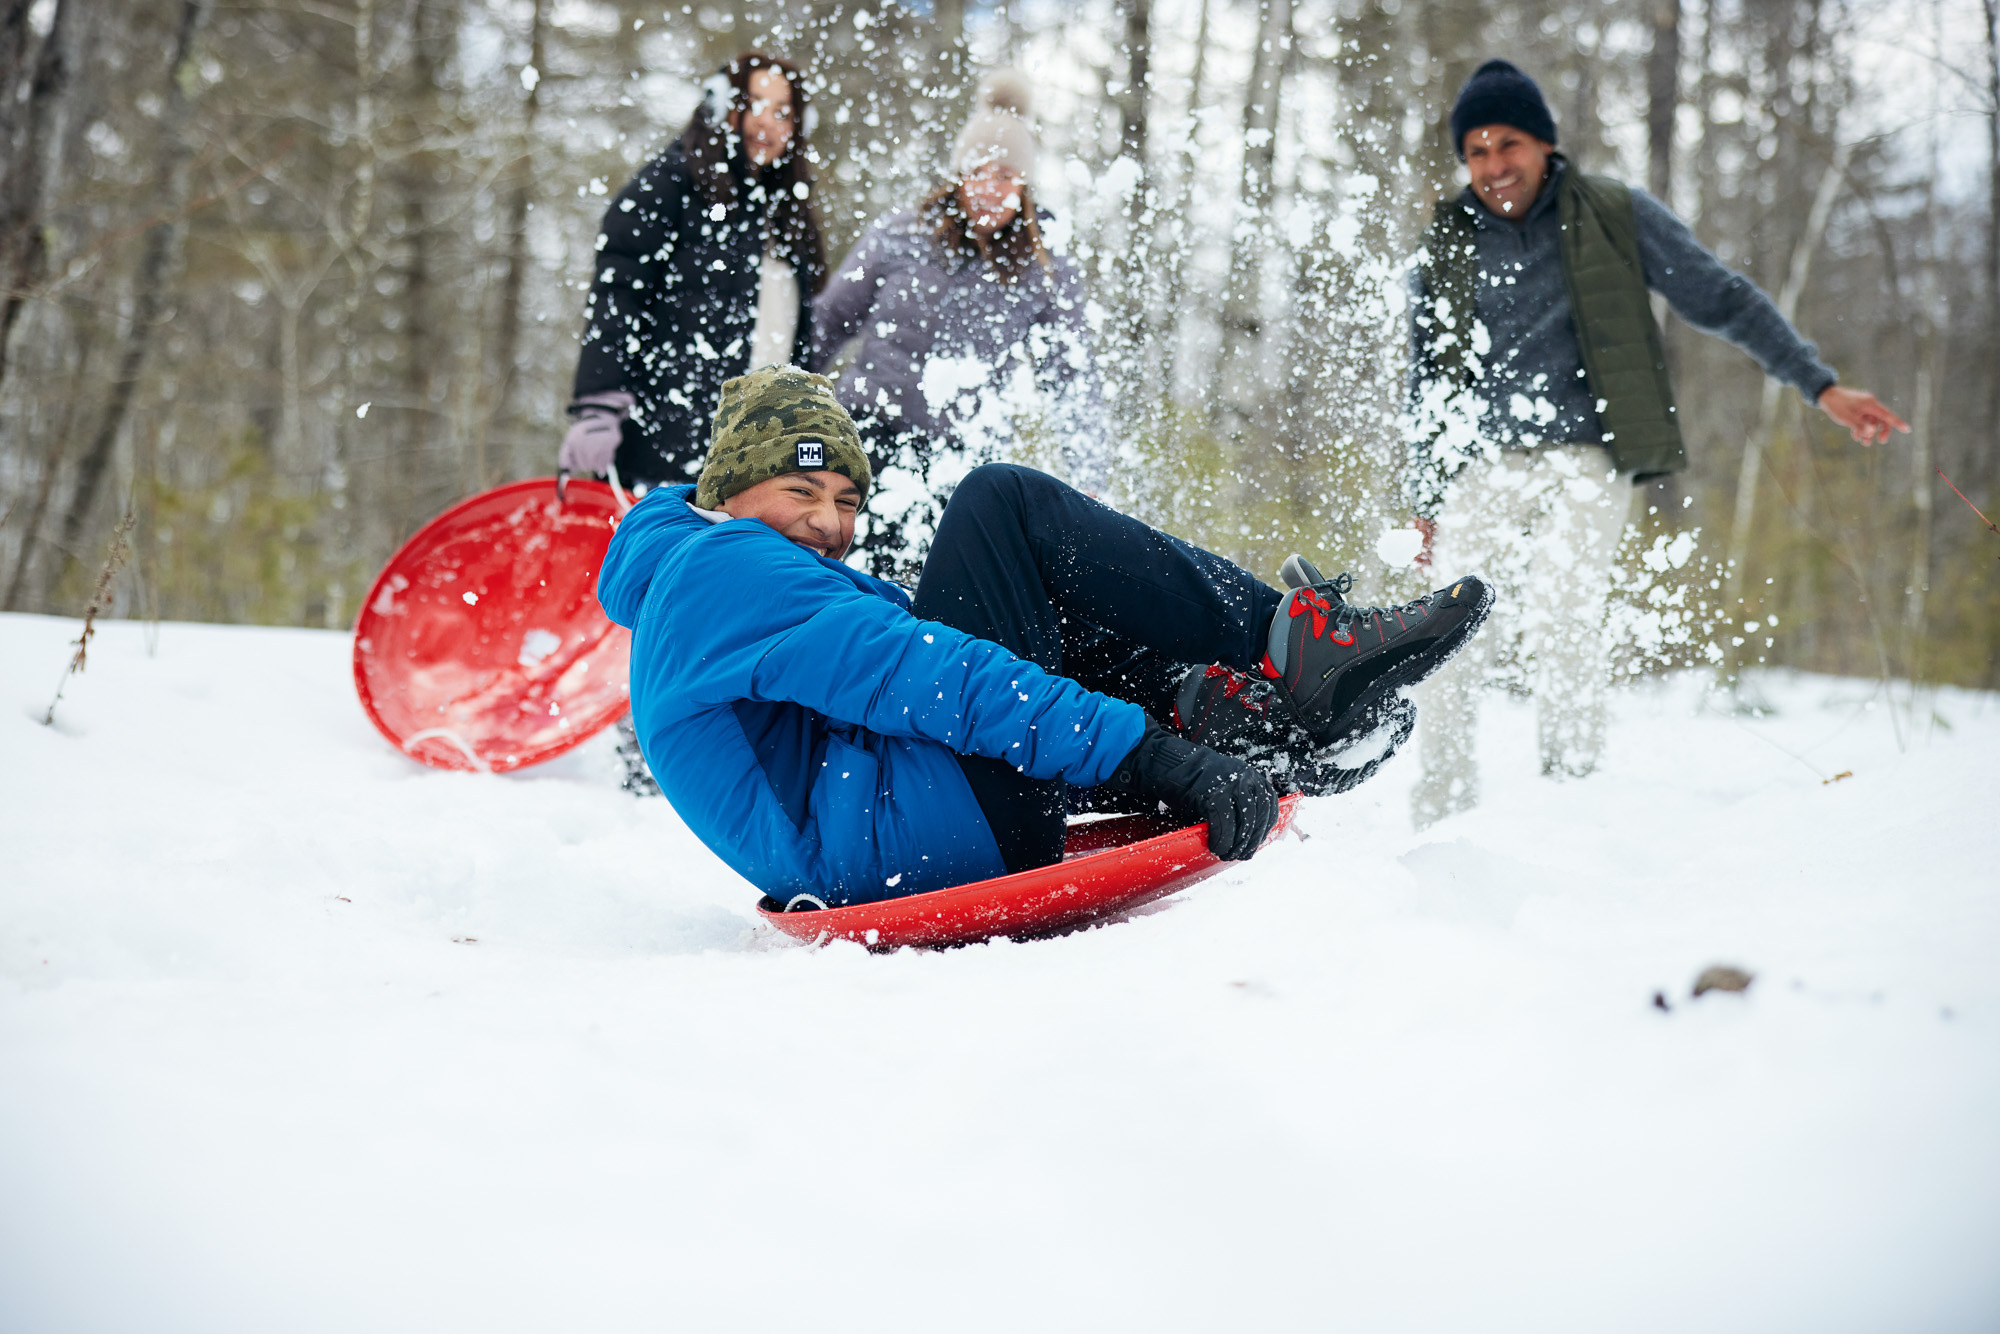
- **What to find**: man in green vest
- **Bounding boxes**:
[1406,59,1905,829]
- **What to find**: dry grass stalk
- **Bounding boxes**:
[1936,468,1999,552]
[42,505,137,727]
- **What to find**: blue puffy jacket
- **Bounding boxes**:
[596,486,1148,907]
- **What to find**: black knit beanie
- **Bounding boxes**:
[1450,60,1558,160]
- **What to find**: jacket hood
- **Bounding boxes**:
[596,484,707,628]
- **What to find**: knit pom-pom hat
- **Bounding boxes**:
[952,70,1038,181]
[1449,59,1558,159]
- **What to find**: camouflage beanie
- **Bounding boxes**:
[695,367,871,510]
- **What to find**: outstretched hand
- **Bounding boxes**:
[1817,386,1908,446]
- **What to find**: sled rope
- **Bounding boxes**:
[606,461,633,515]
[402,727,491,773]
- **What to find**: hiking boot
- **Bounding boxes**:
[1262,555,1492,747]
[1171,662,1417,797]
[615,716,662,798]
[1173,664,1289,762]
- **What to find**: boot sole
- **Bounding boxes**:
[1295,577,1496,747]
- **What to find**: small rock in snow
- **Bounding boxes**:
[1692,965,1754,997]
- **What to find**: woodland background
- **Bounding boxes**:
[1,0,1995,691]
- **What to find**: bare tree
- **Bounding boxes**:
[1718,135,1851,665]
[1119,0,1152,173]
[51,0,212,599]
[1648,0,1681,202]
[481,0,548,492]
[0,0,1986,687]
[1211,0,1294,429]
[0,0,73,395]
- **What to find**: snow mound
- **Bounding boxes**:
[2,613,1996,1332]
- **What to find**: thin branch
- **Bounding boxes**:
[14,133,297,304]
[1936,467,2000,543]
[42,504,134,727]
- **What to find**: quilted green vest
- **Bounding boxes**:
[1423,163,1686,477]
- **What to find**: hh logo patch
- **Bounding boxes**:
[795,439,825,468]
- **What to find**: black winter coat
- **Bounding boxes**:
[571,142,815,485]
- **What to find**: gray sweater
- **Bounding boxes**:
[1409,160,1838,448]
[810,209,1111,491]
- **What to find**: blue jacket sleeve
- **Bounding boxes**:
[657,522,1145,786]
[1631,188,1837,404]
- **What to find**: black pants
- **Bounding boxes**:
[909,464,1285,874]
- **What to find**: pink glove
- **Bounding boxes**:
[558,390,636,475]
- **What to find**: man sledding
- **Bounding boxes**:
[597,366,1494,910]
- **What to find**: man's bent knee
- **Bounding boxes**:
[946,462,1065,517]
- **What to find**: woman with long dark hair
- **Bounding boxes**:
[560,52,827,489]
[810,72,1110,577]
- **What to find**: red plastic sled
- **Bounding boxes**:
[759,794,1300,949]
[353,477,630,773]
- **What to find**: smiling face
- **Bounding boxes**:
[730,66,796,167]
[716,469,860,559]
[958,161,1025,239]
[1463,123,1554,219]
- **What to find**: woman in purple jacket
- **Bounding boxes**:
[810,72,1111,579]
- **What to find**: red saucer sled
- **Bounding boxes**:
[353,476,631,773]
[760,794,1301,950]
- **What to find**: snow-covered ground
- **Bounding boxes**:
[2,610,1996,1333]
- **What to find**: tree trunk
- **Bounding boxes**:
[396,0,444,540]
[481,0,547,491]
[1906,300,1938,661]
[324,0,380,631]
[1690,0,1721,247]
[398,187,433,540]
[1155,0,1211,395]
[1719,136,1849,680]
[1564,37,1604,167]
[1642,0,1683,506]
[1119,0,1150,172]
[1647,0,1681,202]
[0,0,73,398]
[1982,0,1997,437]
[934,0,964,49]
[4,296,96,610]
[1905,134,1944,678]
[278,297,304,463]
[50,0,211,597]
[1108,0,1153,434]
[1210,0,1292,426]
[0,0,33,151]
[1415,0,1484,198]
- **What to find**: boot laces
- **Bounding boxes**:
[1204,664,1270,710]
[1302,572,1378,632]
[1313,572,1429,631]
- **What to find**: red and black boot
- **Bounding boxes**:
[1262,555,1492,748]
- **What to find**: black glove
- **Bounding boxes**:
[1105,720,1281,861]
